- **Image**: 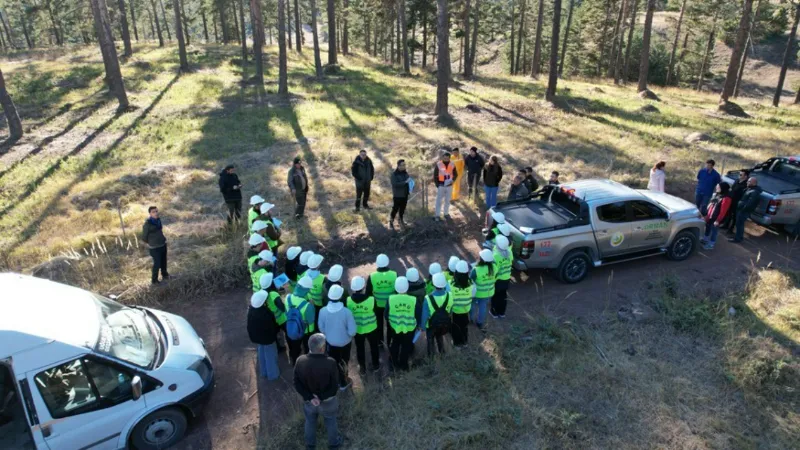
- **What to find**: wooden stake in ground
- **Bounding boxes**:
[719,0,754,106]
[773,3,800,107]
[545,0,561,102]
[173,0,189,71]
[0,68,22,140]
[90,0,130,110]
[434,0,450,120]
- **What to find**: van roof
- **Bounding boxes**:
[0,273,100,358]
[560,179,642,203]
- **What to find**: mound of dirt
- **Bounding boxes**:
[718,101,750,118]
[684,132,713,144]
[638,104,660,113]
[588,87,605,94]
[31,256,80,284]
[323,64,342,75]
[466,104,481,113]
[638,89,661,101]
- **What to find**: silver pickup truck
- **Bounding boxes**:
[721,157,800,235]
[486,179,705,283]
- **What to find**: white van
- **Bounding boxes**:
[0,273,214,450]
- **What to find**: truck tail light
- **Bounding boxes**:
[520,240,535,259]
[767,199,781,215]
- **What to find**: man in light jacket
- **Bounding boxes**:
[317,285,357,390]
[351,149,375,212]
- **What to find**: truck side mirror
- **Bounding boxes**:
[665,212,671,221]
[131,376,143,400]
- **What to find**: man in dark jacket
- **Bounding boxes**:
[724,169,749,233]
[524,167,539,195]
[464,147,485,199]
[248,290,280,380]
[288,156,309,219]
[729,177,763,244]
[508,173,530,201]
[390,159,411,229]
[142,206,169,284]
[351,149,375,211]
[218,164,243,224]
[294,333,343,449]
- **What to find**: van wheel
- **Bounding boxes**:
[667,230,697,261]
[131,407,187,450]
[557,250,591,284]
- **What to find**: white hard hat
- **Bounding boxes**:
[287,246,302,261]
[428,263,442,275]
[258,250,274,262]
[448,256,459,272]
[479,249,495,263]
[350,276,366,292]
[456,260,469,274]
[432,272,447,289]
[328,265,343,282]
[395,276,409,294]
[299,251,313,265]
[498,223,511,237]
[308,254,324,269]
[298,276,313,289]
[250,195,265,205]
[376,254,390,268]
[496,235,510,251]
[328,284,344,301]
[248,234,266,246]
[406,268,420,282]
[260,203,275,214]
[260,273,274,290]
[251,220,268,232]
[251,290,268,308]
[491,211,506,224]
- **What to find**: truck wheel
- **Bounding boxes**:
[557,250,591,284]
[131,407,188,450]
[667,230,697,261]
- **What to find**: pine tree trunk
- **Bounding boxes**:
[396,9,401,63]
[422,10,428,68]
[0,68,22,140]
[213,10,219,42]
[250,0,264,83]
[327,0,337,64]
[20,12,34,49]
[173,0,189,71]
[636,0,656,93]
[613,0,629,83]
[665,0,686,85]
[231,0,241,43]
[343,0,350,54]
[559,0,574,76]
[286,0,292,50]
[90,0,129,109]
[0,10,15,48]
[294,0,302,52]
[720,0,753,103]
[468,0,480,76]
[311,0,323,76]
[181,0,190,45]
[117,0,133,57]
[696,11,718,92]
[202,10,210,42]
[514,0,526,75]
[217,0,229,43]
[623,0,638,82]
[606,0,625,78]
[147,7,156,40]
[240,0,248,60]
[531,0,544,77]
[434,0,450,119]
[734,0,762,98]
[773,3,799,107]
[130,0,139,41]
[44,1,63,46]
[546,0,561,101]
[150,0,164,46]
[597,0,613,75]
[463,0,472,76]
[400,0,410,73]
[159,0,172,40]
[278,0,288,94]
[509,0,515,74]
[675,31,690,82]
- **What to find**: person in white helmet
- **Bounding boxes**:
[286,275,317,364]
[491,235,512,319]
[484,212,507,246]
[444,256,459,286]
[302,254,327,315]
[260,272,288,353]
[366,254,397,348]
[248,195,266,228]
[247,234,267,273]
[318,285,357,390]
[297,250,313,278]
[323,265,348,304]
[284,246,303,290]
[421,273,453,356]
[450,260,473,347]
[470,249,496,330]
[385,277,418,371]
[251,250,275,292]
[406,268,427,305]
[426,262,442,295]
[248,290,280,380]
[346,276,380,374]
[256,202,282,252]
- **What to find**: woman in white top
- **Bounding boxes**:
[648,161,666,192]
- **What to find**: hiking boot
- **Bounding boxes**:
[389,220,395,230]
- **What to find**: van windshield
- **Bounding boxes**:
[92,295,158,368]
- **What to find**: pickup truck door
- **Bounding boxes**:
[627,200,671,251]
[594,201,632,257]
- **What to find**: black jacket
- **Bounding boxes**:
[218,170,242,201]
[483,164,503,187]
[508,183,529,201]
[142,218,166,249]
[294,353,339,401]
[285,258,300,282]
[738,186,763,214]
[524,175,539,194]
[730,179,747,204]
[247,305,277,345]
[351,156,375,188]
[348,292,377,315]
[391,170,410,198]
[465,153,485,174]
[288,166,309,193]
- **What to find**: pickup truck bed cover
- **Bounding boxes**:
[495,200,572,232]
[752,173,800,195]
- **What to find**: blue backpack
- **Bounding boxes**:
[285,295,309,340]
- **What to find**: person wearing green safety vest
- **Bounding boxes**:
[444,256,459,286]
[421,273,454,356]
[491,235,513,319]
[247,234,267,273]
[256,202,282,252]
[287,276,316,365]
[248,195,265,229]
[366,253,397,348]
[346,276,380,374]
[301,254,326,330]
[426,262,442,295]
[251,250,274,292]
[385,277,418,371]
[260,272,287,353]
[450,260,473,347]
[469,249,496,331]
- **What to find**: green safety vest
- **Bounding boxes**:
[247,254,259,273]
[262,290,286,326]
[248,208,260,228]
[474,265,496,298]
[387,294,417,334]
[494,249,512,281]
[346,296,378,334]
[425,292,453,328]
[265,219,279,250]
[301,271,326,307]
[251,267,271,292]
[425,280,435,295]
[286,293,315,333]
[450,284,473,314]
[370,270,398,308]
[444,271,454,285]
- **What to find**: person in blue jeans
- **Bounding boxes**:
[469,249,496,330]
[695,159,721,213]
[482,155,503,208]
[294,333,343,449]
[247,290,281,380]
[729,177,763,244]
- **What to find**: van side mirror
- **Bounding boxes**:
[131,376,143,400]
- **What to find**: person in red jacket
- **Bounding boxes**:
[701,182,731,250]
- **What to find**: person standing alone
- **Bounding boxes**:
[142,206,169,285]
[390,159,411,230]
[647,161,666,193]
[433,152,458,221]
[351,149,375,212]
[465,147,485,200]
[482,155,503,208]
[218,164,243,224]
[288,156,309,219]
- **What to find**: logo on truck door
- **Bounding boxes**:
[610,231,625,247]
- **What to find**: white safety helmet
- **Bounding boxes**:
[308,254,324,270]
[250,195,265,206]
[448,256,459,272]
[491,211,506,224]
[299,251,313,266]
[498,223,511,237]
[376,254,390,269]
[258,250,274,262]
[395,276,409,294]
[259,273,274,290]
[327,265,343,282]
[479,249,495,263]
[428,263,442,276]
[248,234,266,247]
[287,246,302,261]
[350,276,366,292]
[251,290,268,308]
[495,235,510,251]
[328,284,344,301]
[432,272,448,289]
[260,203,275,214]
[298,276,313,289]
[406,268,420,283]
[456,260,469,274]
[251,220,268,232]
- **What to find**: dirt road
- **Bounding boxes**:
[168,221,799,450]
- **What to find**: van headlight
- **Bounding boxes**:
[188,357,213,384]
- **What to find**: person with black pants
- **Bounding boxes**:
[218,164,243,224]
[464,147,485,199]
[288,156,309,219]
[142,206,169,285]
[351,149,375,211]
[346,277,380,374]
[390,159,411,230]
[725,169,749,233]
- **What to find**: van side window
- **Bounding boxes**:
[597,202,627,223]
[629,201,666,221]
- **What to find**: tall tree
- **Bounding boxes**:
[434,0,449,119]
[514,0,526,75]
[509,0,515,74]
[463,0,472,76]
[0,68,22,140]
[90,0,129,109]
[622,0,638,81]
[734,0,762,98]
[180,0,190,45]
[719,0,753,104]
[606,0,625,78]
[173,0,189,71]
[150,0,164,46]
[696,9,719,91]
[217,0,229,43]
[636,0,656,94]
[239,0,248,61]
[559,0,575,76]
[546,0,561,101]
[613,0,629,83]
[201,7,210,42]
[294,0,302,52]
[159,0,172,40]
[327,0,337,64]
[665,0,687,85]
[130,0,139,41]
[278,0,289,94]
[423,5,429,67]
[310,0,323,76]
[467,0,480,77]
[773,3,800,107]
[343,0,350,54]
[597,0,613,74]
[117,0,134,57]
[400,0,410,73]
[250,0,264,84]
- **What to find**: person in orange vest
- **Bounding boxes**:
[450,148,465,202]
[432,151,458,221]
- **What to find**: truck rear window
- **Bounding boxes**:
[770,161,800,181]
